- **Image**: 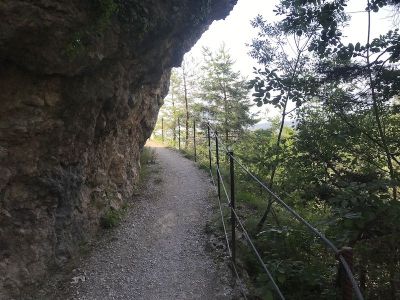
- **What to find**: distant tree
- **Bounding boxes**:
[180,56,198,149]
[156,69,179,144]
[169,69,181,145]
[158,55,198,147]
[199,44,257,144]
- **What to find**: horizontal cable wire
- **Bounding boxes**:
[209,150,248,299]
[232,207,285,300]
[211,139,284,297]
[216,167,231,205]
[215,185,248,300]
[206,123,364,300]
[216,165,285,299]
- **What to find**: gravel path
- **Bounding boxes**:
[65,141,234,300]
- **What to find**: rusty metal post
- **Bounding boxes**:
[340,247,354,300]
[215,131,221,201]
[178,117,181,150]
[229,150,236,264]
[193,119,197,162]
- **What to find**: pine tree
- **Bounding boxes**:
[198,44,257,144]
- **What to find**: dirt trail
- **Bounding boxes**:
[58,141,234,300]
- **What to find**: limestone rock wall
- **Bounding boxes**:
[0,0,236,297]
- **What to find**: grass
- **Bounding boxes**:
[100,203,128,229]
[237,190,267,212]
[140,146,155,164]
[101,209,123,229]
[132,146,156,195]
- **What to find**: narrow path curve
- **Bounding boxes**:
[67,141,234,299]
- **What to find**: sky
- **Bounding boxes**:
[180,0,397,121]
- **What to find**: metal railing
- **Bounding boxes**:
[205,122,364,300]
[155,118,364,300]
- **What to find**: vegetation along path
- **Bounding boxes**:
[66,141,234,299]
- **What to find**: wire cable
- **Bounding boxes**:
[209,166,248,299]
[206,122,364,300]
[232,207,285,300]
[214,151,285,299]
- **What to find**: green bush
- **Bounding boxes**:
[100,209,122,229]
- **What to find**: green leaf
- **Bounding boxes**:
[277,274,286,283]
[264,290,273,300]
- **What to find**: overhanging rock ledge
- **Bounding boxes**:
[0,0,236,297]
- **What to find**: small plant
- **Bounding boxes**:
[140,147,155,165]
[137,147,155,180]
[101,209,122,229]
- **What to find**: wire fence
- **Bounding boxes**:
[153,118,365,300]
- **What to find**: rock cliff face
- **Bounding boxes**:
[0,1,236,297]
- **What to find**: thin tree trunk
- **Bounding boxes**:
[366,1,397,201]
[223,84,229,144]
[256,51,302,232]
[172,95,176,146]
[256,97,288,232]
[182,64,189,149]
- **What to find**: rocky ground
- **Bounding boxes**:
[32,141,238,300]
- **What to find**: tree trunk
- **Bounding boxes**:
[366,2,397,201]
[172,96,176,146]
[182,65,189,149]
[223,84,229,144]
[256,50,302,233]
[256,97,288,232]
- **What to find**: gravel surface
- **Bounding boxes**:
[57,141,235,300]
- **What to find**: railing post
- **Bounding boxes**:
[339,247,354,300]
[178,117,181,150]
[215,131,221,201]
[161,117,164,143]
[229,150,236,264]
[193,119,197,162]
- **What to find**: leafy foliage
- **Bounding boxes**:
[198,45,257,143]
[245,0,400,298]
